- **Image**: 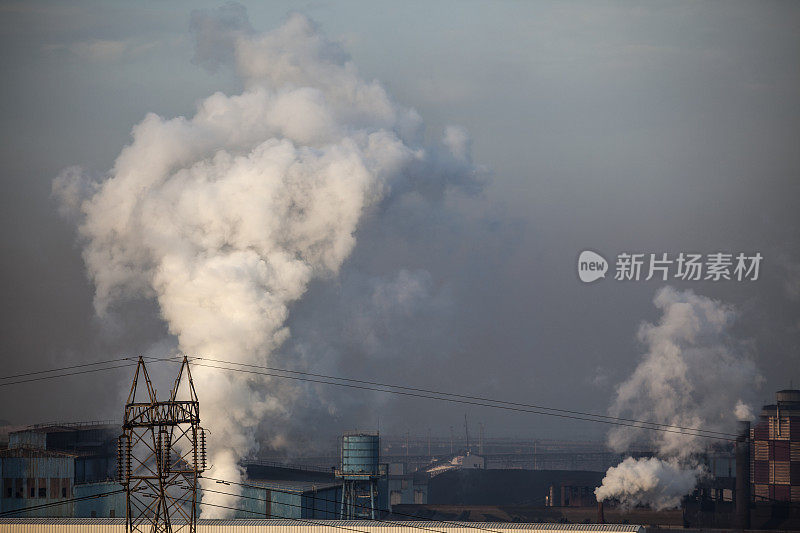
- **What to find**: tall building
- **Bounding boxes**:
[750,389,800,503]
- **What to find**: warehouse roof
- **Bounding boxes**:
[246,479,340,493]
[13,422,119,433]
[0,518,643,532]
[0,446,76,458]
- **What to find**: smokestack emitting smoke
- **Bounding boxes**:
[54,7,479,517]
[595,287,761,510]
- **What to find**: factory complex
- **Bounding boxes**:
[1,388,799,530]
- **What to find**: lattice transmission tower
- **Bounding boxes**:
[117,356,207,533]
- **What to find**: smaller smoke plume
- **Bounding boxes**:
[595,457,704,510]
[734,399,754,421]
[596,286,761,509]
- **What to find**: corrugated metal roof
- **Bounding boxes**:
[19,422,119,432]
[246,479,341,493]
[0,447,76,458]
[189,522,643,530]
[0,518,642,531]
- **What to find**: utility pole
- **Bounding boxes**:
[449,426,454,454]
[464,413,470,454]
[479,423,484,455]
[427,428,431,458]
[118,356,206,533]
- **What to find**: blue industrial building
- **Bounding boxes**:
[1,425,404,519]
[1,423,118,518]
[386,465,429,506]
[9,423,118,484]
[73,482,125,518]
[0,447,75,517]
[72,478,345,520]
[235,480,342,519]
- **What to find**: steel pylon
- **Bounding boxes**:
[118,356,206,533]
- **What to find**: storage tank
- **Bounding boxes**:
[340,433,380,479]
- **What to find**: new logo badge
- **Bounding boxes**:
[578,250,608,283]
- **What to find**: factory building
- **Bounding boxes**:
[0,447,75,518]
[61,469,344,520]
[244,457,389,520]
[236,480,342,519]
[750,389,800,503]
[386,463,428,506]
[0,422,120,519]
[72,482,125,518]
[8,423,118,484]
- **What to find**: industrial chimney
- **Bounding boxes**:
[735,420,751,529]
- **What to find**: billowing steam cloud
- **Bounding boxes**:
[54,6,479,517]
[595,457,703,510]
[595,287,761,509]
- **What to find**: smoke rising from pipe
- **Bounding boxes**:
[595,457,704,510]
[54,7,480,517]
[595,286,761,509]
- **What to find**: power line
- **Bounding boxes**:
[0,355,739,441]
[182,359,737,441]
[1,479,495,532]
[199,476,505,533]
[192,498,373,533]
[187,355,737,438]
[0,356,178,388]
[0,489,125,517]
[196,485,450,533]
[0,363,138,388]
[0,357,131,381]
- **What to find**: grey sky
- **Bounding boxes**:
[1,1,798,446]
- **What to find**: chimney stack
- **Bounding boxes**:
[735,420,751,530]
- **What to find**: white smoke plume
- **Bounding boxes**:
[54,7,479,517]
[734,399,755,422]
[596,286,761,509]
[595,457,704,510]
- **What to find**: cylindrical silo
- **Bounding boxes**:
[337,432,382,520]
[340,433,380,478]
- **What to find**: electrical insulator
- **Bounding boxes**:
[199,428,207,471]
[159,429,171,473]
[116,436,124,483]
[117,434,131,484]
